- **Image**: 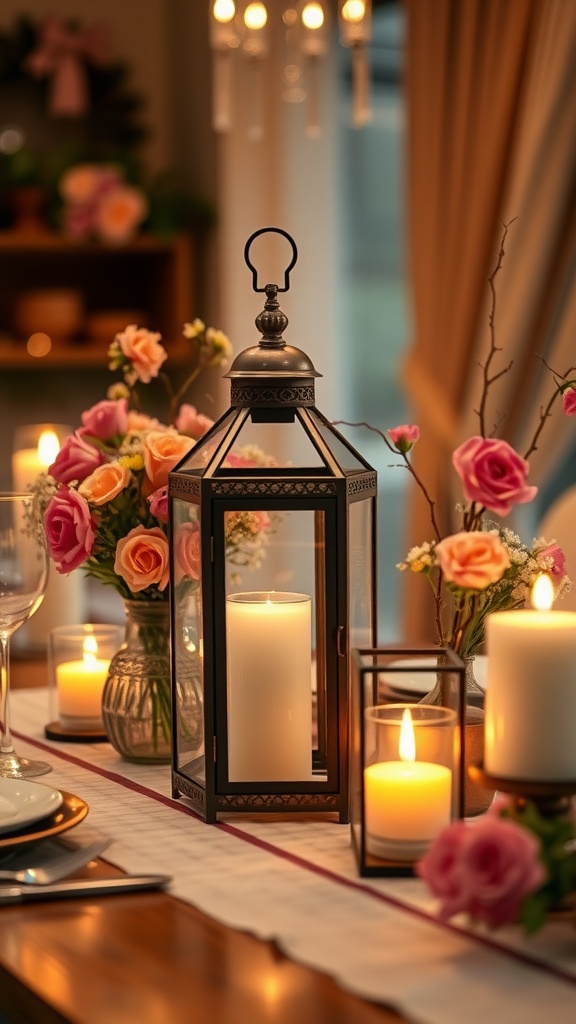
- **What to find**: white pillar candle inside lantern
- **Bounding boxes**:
[485,574,576,781]
[226,592,313,781]
[12,424,86,651]
[364,707,452,862]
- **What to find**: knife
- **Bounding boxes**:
[0,874,172,904]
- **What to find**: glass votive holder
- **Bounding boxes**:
[362,704,456,865]
[47,624,124,741]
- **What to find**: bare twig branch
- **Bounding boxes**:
[476,218,517,436]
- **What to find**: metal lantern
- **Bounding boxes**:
[169,227,377,823]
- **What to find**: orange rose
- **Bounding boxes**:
[434,531,511,591]
[114,526,169,593]
[79,461,131,505]
[115,325,168,385]
[143,430,194,490]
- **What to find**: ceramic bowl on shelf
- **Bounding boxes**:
[13,288,84,346]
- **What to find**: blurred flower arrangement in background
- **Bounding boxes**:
[29,320,275,601]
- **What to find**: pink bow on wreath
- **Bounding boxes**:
[24,17,110,118]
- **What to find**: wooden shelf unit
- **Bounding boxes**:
[0,231,195,369]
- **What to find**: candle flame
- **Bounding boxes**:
[83,634,99,666]
[341,0,366,24]
[531,573,554,611]
[37,430,60,467]
[213,0,235,23]
[244,2,267,30]
[302,3,324,30]
[398,708,416,762]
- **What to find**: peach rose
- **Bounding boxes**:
[174,522,201,584]
[79,461,131,506]
[95,184,148,245]
[114,525,170,593]
[143,430,194,490]
[115,325,168,385]
[434,531,510,590]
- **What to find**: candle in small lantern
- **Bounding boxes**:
[364,708,452,862]
[486,574,576,781]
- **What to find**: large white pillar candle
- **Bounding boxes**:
[485,576,576,781]
[226,592,313,782]
[364,709,452,861]
[12,427,86,651]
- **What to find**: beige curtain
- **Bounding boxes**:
[400,0,576,643]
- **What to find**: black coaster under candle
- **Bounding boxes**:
[44,721,109,744]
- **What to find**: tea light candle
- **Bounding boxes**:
[226,592,313,782]
[56,635,110,728]
[365,709,452,861]
[485,574,576,781]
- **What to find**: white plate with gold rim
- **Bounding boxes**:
[0,778,63,836]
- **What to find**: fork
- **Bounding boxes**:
[0,838,111,885]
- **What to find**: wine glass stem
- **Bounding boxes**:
[0,635,14,755]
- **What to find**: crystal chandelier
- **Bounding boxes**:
[209,1,373,139]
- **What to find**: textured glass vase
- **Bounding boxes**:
[101,600,201,764]
[421,656,494,817]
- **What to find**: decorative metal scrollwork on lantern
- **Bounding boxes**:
[169,226,377,823]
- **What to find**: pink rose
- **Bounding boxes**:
[81,398,128,440]
[174,522,201,584]
[45,489,96,573]
[114,525,170,593]
[538,542,566,581]
[434,531,510,590]
[148,485,168,524]
[79,461,131,506]
[417,817,546,929]
[49,432,106,485]
[143,430,194,490]
[175,403,214,440]
[388,424,420,453]
[452,436,537,516]
[115,325,168,385]
[562,386,576,416]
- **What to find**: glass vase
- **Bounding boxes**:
[421,655,494,817]
[101,600,202,765]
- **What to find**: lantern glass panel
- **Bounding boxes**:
[178,410,239,472]
[349,498,374,649]
[172,498,205,783]
[218,505,332,785]
[307,409,371,471]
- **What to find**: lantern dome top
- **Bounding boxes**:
[225,227,321,407]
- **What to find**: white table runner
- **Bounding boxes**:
[9,688,576,1024]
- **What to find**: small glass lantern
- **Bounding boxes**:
[46,623,123,742]
[169,228,377,822]
[350,646,466,876]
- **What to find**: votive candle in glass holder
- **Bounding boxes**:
[363,704,455,863]
[48,624,123,739]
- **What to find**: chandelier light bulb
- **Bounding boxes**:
[244,2,268,30]
[341,0,366,23]
[213,0,236,22]
[302,3,324,31]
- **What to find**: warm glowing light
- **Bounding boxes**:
[26,332,52,357]
[282,7,298,26]
[83,634,99,665]
[341,0,366,23]
[213,0,236,22]
[531,573,554,611]
[244,2,267,29]
[398,708,416,762]
[37,430,60,467]
[0,126,24,155]
[302,3,324,30]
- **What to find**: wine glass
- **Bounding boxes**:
[0,492,51,778]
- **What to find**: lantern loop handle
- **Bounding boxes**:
[244,227,298,293]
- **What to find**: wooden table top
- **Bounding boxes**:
[4,662,405,1024]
